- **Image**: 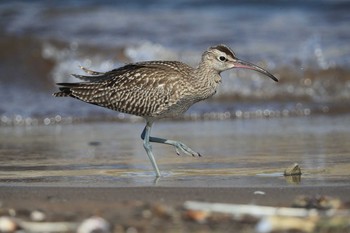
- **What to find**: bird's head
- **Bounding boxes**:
[202,44,278,82]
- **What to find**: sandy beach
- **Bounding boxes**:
[1,185,350,232]
[1,116,350,232]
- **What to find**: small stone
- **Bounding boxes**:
[141,209,152,219]
[8,209,16,217]
[293,195,342,210]
[151,203,173,218]
[318,196,342,209]
[88,141,101,146]
[0,217,17,232]
[284,163,302,176]
[126,227,138,233]
[30,210,46,221]
[184,210,209,223]
[256,216,315,233]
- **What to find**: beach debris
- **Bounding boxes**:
[0,216,18,232]
[315,216,350,232]
[292,195,342,210]
[284,163,302,176]
[125,226,138,233]
[184,201,317,218]
[284,163,302,184]
[77,216,110,233]
[141,209,153,219]
[184,199,350,233]
[30,210,46,221]
[0,196,348,233]
[151,203,173,218]
[256,216,315,233]
[7,209,16,217]
[19,221,79,232]
[184,210,209,223]
[254,191,266,195]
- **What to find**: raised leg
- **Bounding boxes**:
[142,121,161,177]
[141,123,201,157]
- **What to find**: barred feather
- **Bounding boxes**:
[53,61,204,118]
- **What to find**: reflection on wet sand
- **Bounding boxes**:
[0,115,349,187]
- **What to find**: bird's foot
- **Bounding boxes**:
[173,142,201,157]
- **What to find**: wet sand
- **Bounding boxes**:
[1,115,350,232]
[1,185,350,210]
[1,115,350,185]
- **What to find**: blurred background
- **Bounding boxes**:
[0,0,349,125]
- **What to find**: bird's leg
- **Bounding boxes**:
[141,126,201,157]
[142,121,161,177]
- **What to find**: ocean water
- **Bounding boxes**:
[0,0,350,125]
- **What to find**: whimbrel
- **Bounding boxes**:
[53,44,278,177]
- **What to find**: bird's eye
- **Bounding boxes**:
[219,56,226,62]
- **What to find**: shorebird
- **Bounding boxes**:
[53,44,278,177]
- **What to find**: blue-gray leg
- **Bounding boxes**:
[141,121,201,176]
[142,121,161,177]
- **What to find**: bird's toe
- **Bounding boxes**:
[173,142,200,157]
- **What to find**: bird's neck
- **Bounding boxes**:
[191,61,222,100]
[195,60,221,84]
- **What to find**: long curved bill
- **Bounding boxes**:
[233,59,278,82]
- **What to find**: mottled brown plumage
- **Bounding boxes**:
[53,44,278,177]
[54,60,217,119]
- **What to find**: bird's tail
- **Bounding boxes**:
[52,83,78,97]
